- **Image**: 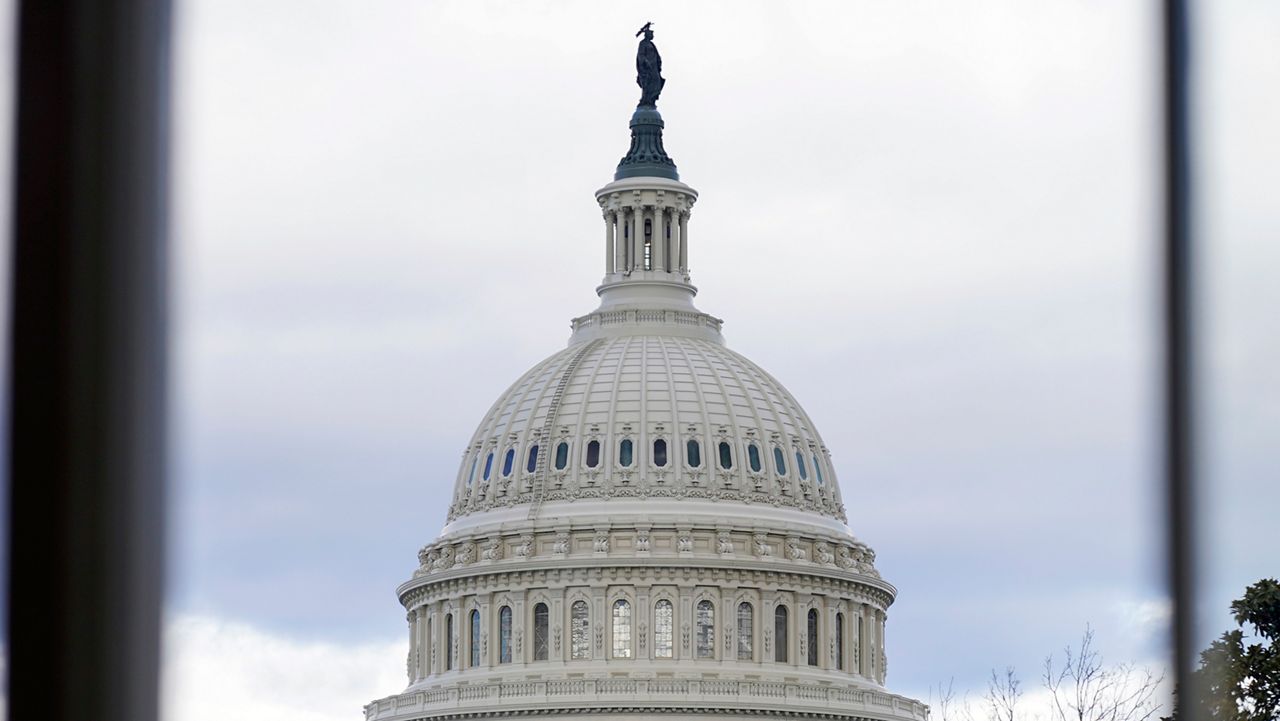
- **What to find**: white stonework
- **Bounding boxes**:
[366,113,926,721]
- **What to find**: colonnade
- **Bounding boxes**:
[603,204,689,274]
[405,582,888,685]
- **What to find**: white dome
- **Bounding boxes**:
[447,333,847,528]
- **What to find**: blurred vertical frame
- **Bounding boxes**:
[6,3,171,721]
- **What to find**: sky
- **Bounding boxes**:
[152,2,1280,720]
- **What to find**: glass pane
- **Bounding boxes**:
[554,442,569,470]
[502,448,515,476]
[654,600,674,658]
[686,439,701,468]
[807,609,818,666]
[774,606,788,663]
[612,600,632,658]
[697,600,715,659]
[585,440,600,468]
[446,614,454,670]
[737,602,753,660]
[467,456,477,487]
[499,606,512,663]
[812,454,823,485]
[483,453,493,481]
[748,444,762,473]
[653,438,667,467]
[571,601,590,659]
[534,603,549,661]
[718,441,732,469]
[470,610,480,667]
[796,451,808,481]
[836,613,845,670]
[773,447,786,476]
[619,438,633,467]
[526,444,538,474]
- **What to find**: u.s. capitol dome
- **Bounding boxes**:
[366,29,927,721]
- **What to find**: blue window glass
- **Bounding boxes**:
[502,448,515,476]
[470,609,480,667]
[555,442,569,470]
[483,452,494,481]
[718,441,733,470]
[686,439,702,468]
[813,454,824,485]
[619,439,633,467]
[747,444,762,473]
[526,444,539,473]
[773,447,787,476]
[586,440,601,468]
[653,438,668,467]
[499,606,513,663]
[467,456,478,487]
[796,451,808,480]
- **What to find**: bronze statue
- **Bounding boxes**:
[635,22,665,107]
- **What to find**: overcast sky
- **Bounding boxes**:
[162,2,1277,719]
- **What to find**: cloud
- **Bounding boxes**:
[162,614,405,721]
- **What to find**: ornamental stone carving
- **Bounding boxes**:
[552,532,570,555]
[594,532,610,554]
[433,545,455,571]
[514,628,523,654]
[594,624,604,652]
[681,622,690,651]
[554,626,562,652]
[635,528,650,552]
[753,534,772,557]
[717,531,733,555]
[481,631,488,658]
[481,537,503,561]
[837,545,855,570]
[639,621,647,650]
[677,533,693,553]
[787,537,805,561]
[515,533,534,558]
[457,541,476,565]
[815,541,834,565]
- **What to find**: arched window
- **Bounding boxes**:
[533,603,549,661]
[526,444,539,473]
[612,599,633,658]
[796,450,808,481]
[619,438,634,467]
[585,440,600,468]
[427,616,433,673]
[445,613,454,671]
[502,448,515,477]
[807,609,819,666]
[774,606,789,662]
[571,600,590,659]
[836,612,845,670]
[654,600,674,658]
[736,602,753,660]
[813,453,825,485]
[686,439,702,468]
[653,438,668,467]
[482,453,494,481]
[499,606,513,663]
[554,441,569,470]
[696,600,715,659]
[773,447,787,476]
[747,443,762,473]
[469,609,481,667]
[718,441,733,469]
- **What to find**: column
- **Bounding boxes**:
[630,205,642,271]
[653,207,667,271]
[604,210,615,274]
[858,604,871,678]
[678,211,689,271]
[407,610,418,680]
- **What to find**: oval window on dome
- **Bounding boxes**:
[773,447,787,476]
[718,441,733,470]
[482,452,494,481]
[619,438,634,468]
[686,439,702,468]
[796,450,808,481]
[467,456,478,487]
[813,454,825,485]
[554,441,569,470]
[653,438,668,467]
[502,448,515,477]
[585,440,601,468]
[526,444,539,474]
[747,443,762,473]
